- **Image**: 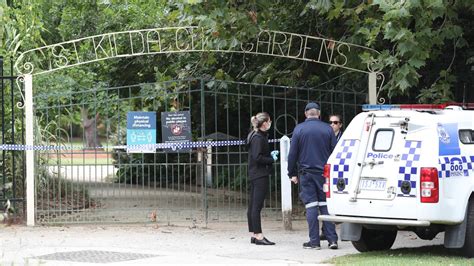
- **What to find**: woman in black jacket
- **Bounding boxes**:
[246,112,276,245]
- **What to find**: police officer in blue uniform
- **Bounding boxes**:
[288,102,339,250]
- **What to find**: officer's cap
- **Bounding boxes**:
[305,102,320,111]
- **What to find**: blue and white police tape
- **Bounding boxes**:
[0,138,281,151]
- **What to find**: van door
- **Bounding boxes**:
[353,114,418,201]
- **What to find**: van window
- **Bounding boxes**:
[373,129,394,151]
[459,130,474,144]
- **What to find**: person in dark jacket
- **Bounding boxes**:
[329,114,343,142]
[246,112,277,245]
[319,114,343,241]
[288,102,338,250]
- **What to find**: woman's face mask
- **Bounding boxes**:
[266,120,272,131]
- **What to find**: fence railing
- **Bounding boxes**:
[30,78,366,225]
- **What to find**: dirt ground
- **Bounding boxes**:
[1,220,444,265]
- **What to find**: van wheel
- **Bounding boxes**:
[351,228,397,252]
[462,200,474,257]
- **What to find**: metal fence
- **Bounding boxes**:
[32,77,366,225]
[0,56,25,224]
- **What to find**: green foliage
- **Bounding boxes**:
[307,0,472,102]
[0,151,24,199]
[418,70,456,103]
[214,165,247,191]
[0,80,25,199]
[113,153,152,184]
[112,151,197,186]
[0,1,45,56]
[3,0,472,102]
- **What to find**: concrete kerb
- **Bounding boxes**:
[1,220,443,265]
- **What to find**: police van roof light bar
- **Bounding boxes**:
[362,103,474,111]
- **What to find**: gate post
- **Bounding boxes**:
[280,135,292,230]
[368,72,377,104]
[24,74,35,226]
[200,78,208,226]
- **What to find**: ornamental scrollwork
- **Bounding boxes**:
[15,75,26,109]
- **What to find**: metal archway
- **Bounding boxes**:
[15,26,384,225]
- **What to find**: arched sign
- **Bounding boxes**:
[15,26,383,76]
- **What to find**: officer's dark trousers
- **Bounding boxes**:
[299,172,338,245]
[247,176,269,233]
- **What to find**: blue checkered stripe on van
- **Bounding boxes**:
[397,140,421,197]
[332,139,356,192]
[464,156,474,176]
[438,156,474,178]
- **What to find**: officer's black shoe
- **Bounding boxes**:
[303,242,321,250]
[320,233,327,241]
[328,242,338,249]
[251,237,256,244]
[255,237,275,245]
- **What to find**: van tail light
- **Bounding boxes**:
[323,164,331,198]
[420,167,439,203]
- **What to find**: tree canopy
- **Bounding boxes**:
[1,0,473,103]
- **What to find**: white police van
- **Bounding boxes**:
[318,103,474,256]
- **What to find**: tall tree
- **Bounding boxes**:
[2,0,473,103]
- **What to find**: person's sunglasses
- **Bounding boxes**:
[330,121,340,125]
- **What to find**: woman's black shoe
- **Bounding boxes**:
[255,237,275,245]
[251,237,256,244]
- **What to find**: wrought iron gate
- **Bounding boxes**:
[32,78,366,225]
[0,56,25,222]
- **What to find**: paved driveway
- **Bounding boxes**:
[1,220,444,265]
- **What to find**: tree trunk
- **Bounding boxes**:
[81,108,102,149]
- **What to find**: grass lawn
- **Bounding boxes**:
[42,138,115,165]
[58,138,115,151]
[325,245,474,265]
